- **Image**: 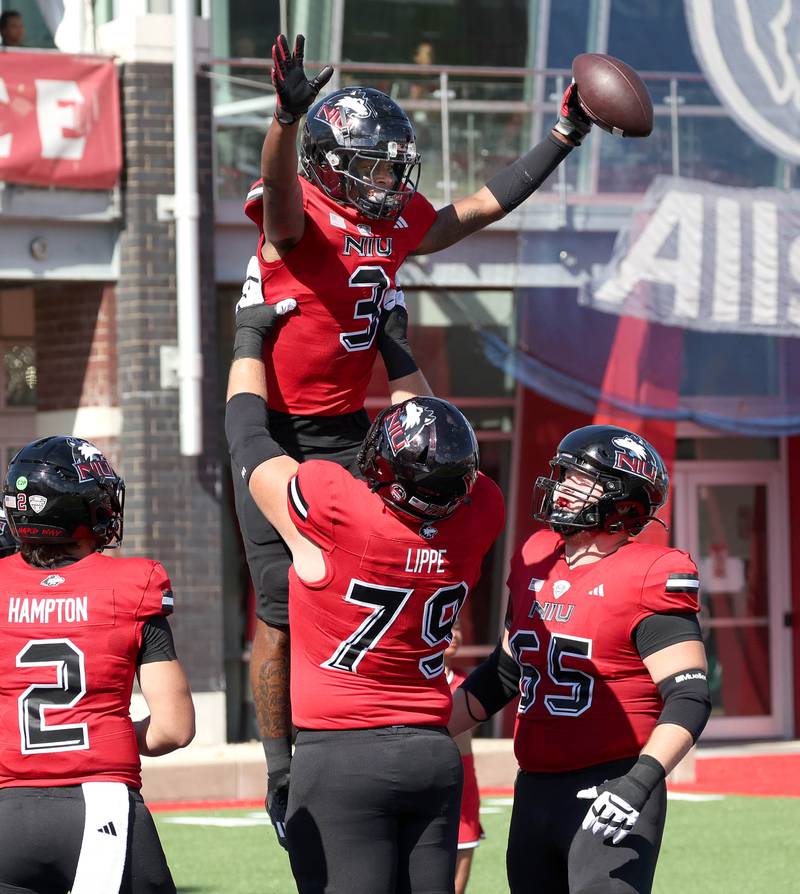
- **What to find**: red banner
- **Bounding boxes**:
[0,51,122,190]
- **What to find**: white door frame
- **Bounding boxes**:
[672,458,793,739]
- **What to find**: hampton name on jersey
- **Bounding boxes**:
[506,529,701,772]
[0,552,174,789]
[286,462,505,729]
[244,177,436,416]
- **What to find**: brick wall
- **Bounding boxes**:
[35,283,118,412]
[117,62,224,694]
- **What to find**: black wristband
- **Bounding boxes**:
[629,754,666,795]
[486,133,573,213]
[263,735,292,791]
[461,642,521,717]
[378,306,418,380]
[225,393,286,485]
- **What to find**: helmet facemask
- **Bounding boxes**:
[310,146,420,220]
[533,458,648,536]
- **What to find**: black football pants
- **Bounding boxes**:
[286,725,463,894]
[0,785,175,894]
[507,756,667,894]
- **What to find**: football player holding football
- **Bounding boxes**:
[0,437,195,894]
[235,31,593,846]
[449,425,711,894]
[225,315,505,893]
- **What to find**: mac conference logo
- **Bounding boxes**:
[685,0,800,163]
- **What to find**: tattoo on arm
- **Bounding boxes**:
[253,631,292,740]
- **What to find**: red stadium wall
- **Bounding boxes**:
[788,435,800,737]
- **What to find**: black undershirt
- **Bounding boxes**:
[633,611,703,659]
[138,615,178,666]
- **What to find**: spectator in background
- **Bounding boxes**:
[0,9,24,47]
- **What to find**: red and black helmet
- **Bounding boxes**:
[3,436,125,548]
[532,425,669,536]
[300,87,421,220]
[358,397,479,522]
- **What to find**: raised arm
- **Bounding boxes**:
[412,84,592,256]
[376,286,433,404]
[261,34,333,260]
[224,299,325,581]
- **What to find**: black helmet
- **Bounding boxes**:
[0,508,17,557]
[300,87,421,220]
[532,425,668,536]
[358,397,479,521]
[3,436,124,548]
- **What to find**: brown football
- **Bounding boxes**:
[572,53,653,138]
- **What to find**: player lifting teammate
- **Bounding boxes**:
[0,437,195,894]
[226,308,504,893]
[234,31,596,845]
[449,426,711,894]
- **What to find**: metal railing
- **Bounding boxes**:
[207,59,797,208]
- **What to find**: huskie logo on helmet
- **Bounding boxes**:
[67,438,117,484]
[612,434,658,483]
[316,93,376,143]
[384,401,436,456]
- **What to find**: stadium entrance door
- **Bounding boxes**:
[673,459,792,739]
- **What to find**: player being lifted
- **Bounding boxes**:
[226,307,504,892]
[449,426,711,894]
[0,437,195,894]
[234,31,595,844]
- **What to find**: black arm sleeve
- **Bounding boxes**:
[225,392,286,485]
[137,615,178,666]
[486,133,573,213]
[377,305,418,381]
[460,642,521,717]
[633,611,703,659]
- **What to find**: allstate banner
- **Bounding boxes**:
[685,0,800,164]
[580,176,800,337]
[0,51,122,189]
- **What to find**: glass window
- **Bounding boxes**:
[546,0,601,69]
[3,1,56,49]
[341,0,530,67]
[607,0,700,73]
[676,438,780,461]
[680,332,779,398]
[404,290,517,399]
[3,344,36,407]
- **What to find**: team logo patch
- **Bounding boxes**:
[611,434,659,483]
[29,495,47,514]
[389,483,407,502]
[316,92,375,145]
[40,574,65,588]
[384,402,436,456]
[528,578,545,592]
[67,438,116,484]
[552,580,571,599]
[420,523,438,540]
[685,1,800,164]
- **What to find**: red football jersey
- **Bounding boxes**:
[244,176,437,415]
[286,463,505,728]
[506,529,700,772]
[0,551,174,789]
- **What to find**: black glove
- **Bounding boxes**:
[266,776,290,851]
[576,755,664,845]
[232,256,298,360]
[271,33,334,126]
[554,80,593,145]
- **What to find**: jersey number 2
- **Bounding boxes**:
[323,580,468,678]
[340,266,390,352]
[17,638,89,753]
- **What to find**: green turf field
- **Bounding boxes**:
[155,794,800,893]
